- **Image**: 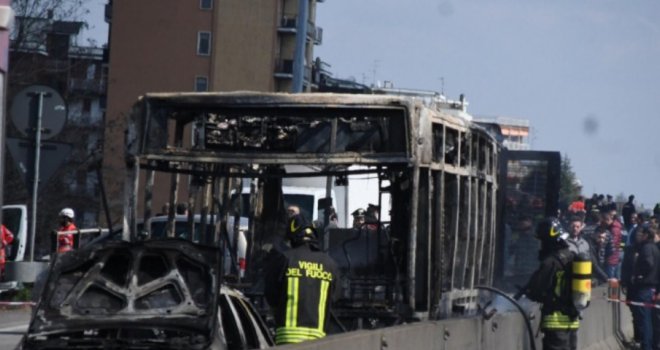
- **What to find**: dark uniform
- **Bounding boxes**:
[265,215,339,345]
[523,217,579,350]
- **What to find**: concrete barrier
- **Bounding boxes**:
[281,286,631,350]
[4,261,49,283]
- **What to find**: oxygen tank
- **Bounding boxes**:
[572,252,592,310]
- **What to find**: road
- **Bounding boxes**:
[0,308,31,349]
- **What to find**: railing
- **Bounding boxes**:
[68,78,107,95]
[314,26,323,45]
[279,15,297,32]
[274,59,294,78]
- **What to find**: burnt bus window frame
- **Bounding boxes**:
[137,103,410,161]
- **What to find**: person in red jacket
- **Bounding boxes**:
[1,224,14,278]
[601,210,623,279]
[57,208,77,253]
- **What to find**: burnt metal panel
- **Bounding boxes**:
[27,240,220,347]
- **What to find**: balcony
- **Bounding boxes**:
[314,26,322,45]
[278,15,297,33]
[68,78,107,95]
[274,59,294,79]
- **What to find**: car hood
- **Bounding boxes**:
[25,239,220,349]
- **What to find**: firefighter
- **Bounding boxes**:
[523,217,580,350]
[1,224,14,279]
[265,214,339,345]
[57,208,77,253]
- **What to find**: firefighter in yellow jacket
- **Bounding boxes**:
[265,214,339,345]
[523,217,581,350]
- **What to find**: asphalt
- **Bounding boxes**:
[0,307,32,349]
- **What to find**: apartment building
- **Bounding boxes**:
[4,16,107,247]
[103,0,324,223]
[474,116,531,151]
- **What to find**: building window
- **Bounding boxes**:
[195,76,209,92]
[197,32,211,56]
[200,0,213,10]
[86,64,96,79]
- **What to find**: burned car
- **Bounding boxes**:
[17,239,272,350]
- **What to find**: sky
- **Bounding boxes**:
[315,0,660,209]
[79,0,107,46]
[79,0,660,209]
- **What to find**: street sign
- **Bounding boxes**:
[5,137,72,189]
[10,85,67,140]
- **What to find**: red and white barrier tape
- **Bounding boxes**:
[0,301,36,307]
[607,298,660,310]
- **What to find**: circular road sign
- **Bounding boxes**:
[10,85,67,140]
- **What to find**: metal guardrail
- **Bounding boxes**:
[56,228,109,236]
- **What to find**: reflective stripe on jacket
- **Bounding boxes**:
[525,248,580,330]
[542,311,580,330]
[265,243,339,345]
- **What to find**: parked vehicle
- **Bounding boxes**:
[2,204,28,264]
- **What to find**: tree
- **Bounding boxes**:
[559,155,581,210]
[11,0,91,48]
[4,0,104,258]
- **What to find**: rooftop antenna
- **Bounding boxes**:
[439,77,445,95]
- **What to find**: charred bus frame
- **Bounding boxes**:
[123,92,500,326]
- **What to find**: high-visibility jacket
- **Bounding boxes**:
[1,225,14,265]
[265,243,339,345]
[525,247,580,330]
[58,223,77,253]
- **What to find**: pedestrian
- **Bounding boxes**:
[600,211,622,279]
[628,224,659,350]
[567,196,586,216]
[175,202,188,215]
[565,215,608,284]
[159,202,170,216]
[510,215,540,277]
[265,214,339,345]
[365,204,380,231]
[522,217,580,350]
[622,195,636,231]
[621,214,644,346]
[1,224,14,279]
[565,216,589,255]
[57,208,77,253]
[351,208,366,229]
[584,226,609,285]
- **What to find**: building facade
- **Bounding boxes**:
[103,0,324,223]
[474,116,531,151]
[4,15,107,254]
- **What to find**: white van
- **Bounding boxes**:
[2,204,28,263]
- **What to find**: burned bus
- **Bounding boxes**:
[87,91,627,349]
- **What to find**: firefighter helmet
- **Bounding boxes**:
[535,217,567,242]
[287,214,316,246]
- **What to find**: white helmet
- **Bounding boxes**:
[59,208,75,219]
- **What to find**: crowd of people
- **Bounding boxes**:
[559,194,660,350]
